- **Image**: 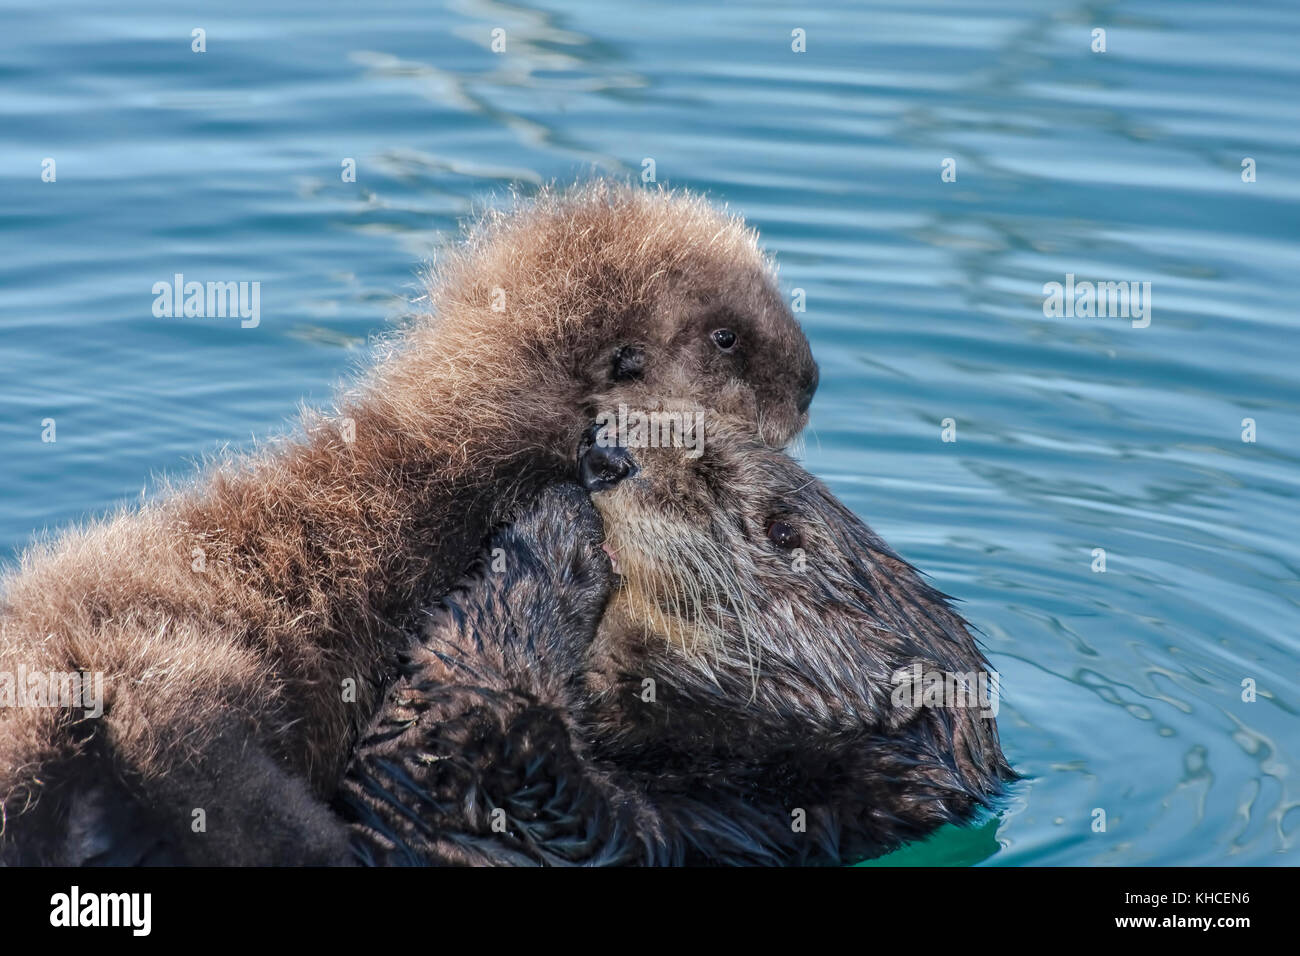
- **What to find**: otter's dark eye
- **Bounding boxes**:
[766,519,802,550]
[611,344,646,381]
[710,328,737,352]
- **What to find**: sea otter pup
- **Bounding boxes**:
[0,183,817,865]
[341,418,1013,865]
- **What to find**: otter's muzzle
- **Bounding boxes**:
[798,362,820,415]
[578,425,639,492]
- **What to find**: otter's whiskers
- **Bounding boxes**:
[604,512,765,694]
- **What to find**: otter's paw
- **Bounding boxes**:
[496,482,614,631]
[409,484,612,692]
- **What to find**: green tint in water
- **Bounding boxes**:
[861,818,1003,868]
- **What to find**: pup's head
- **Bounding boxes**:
[577,408,1012,816]
[414,181,818,448]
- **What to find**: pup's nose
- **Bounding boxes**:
[797,362,820,414]
[578,426,639,492]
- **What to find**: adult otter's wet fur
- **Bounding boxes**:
[0,182,817,865]
[341,418,1013,866]
[340,484,633,865]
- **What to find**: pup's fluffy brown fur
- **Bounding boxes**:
[0,182,817,864]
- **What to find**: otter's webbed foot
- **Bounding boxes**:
[60,778,184,867]
[339,484,663,865]
[2,724,356,867]
[0,743,181,867]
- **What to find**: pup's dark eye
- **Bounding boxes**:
[766,519,801,550]
[710,329,737,352]
[611,344,646,381]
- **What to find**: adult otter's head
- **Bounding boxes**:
[384,181,817,453]
[577,410,1013,842]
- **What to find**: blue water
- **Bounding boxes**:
[2,0,1297,865]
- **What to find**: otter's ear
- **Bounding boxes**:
[883,659,936,731]
[611,344,646,381]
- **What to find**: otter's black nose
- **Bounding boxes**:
[797,362,820,414]
[578,426,639,492]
